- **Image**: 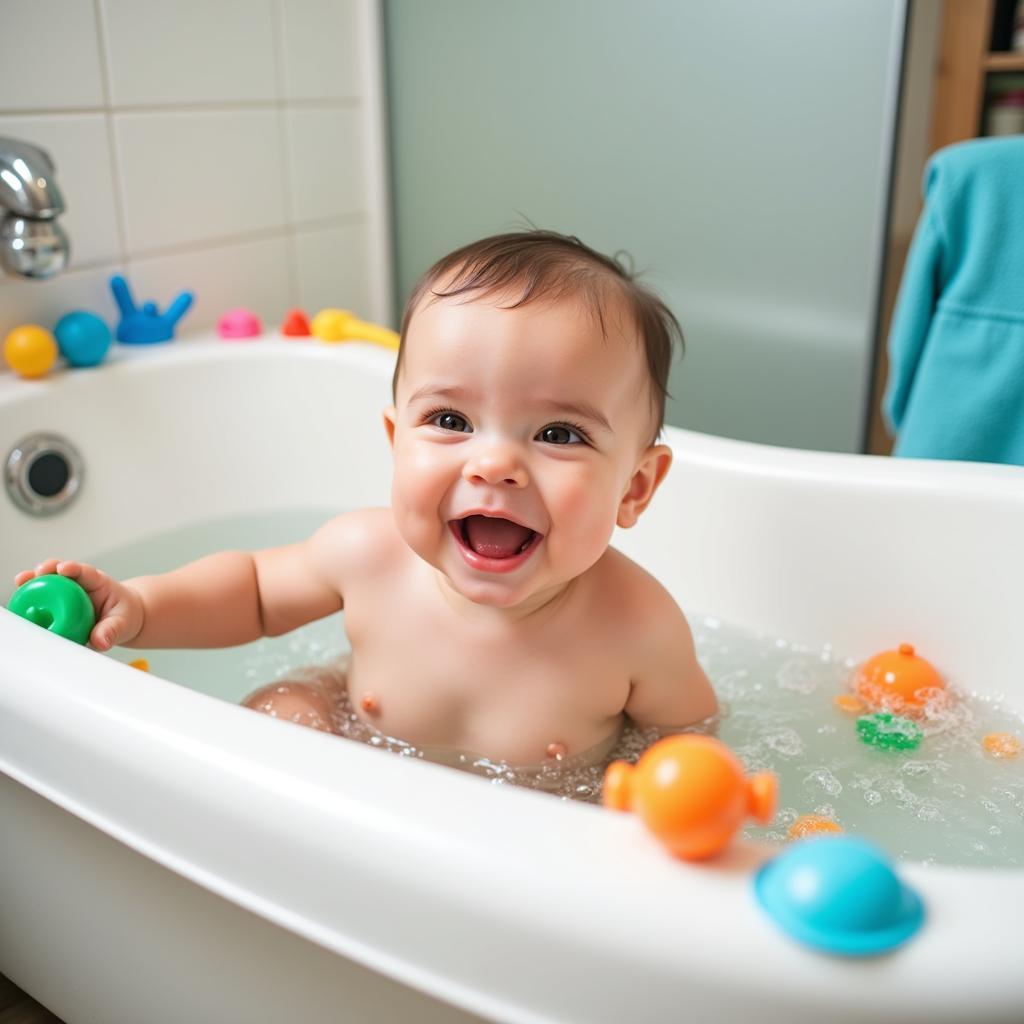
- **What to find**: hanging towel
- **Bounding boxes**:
[883,136,1024,465]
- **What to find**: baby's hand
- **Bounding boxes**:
[13,559,144,651]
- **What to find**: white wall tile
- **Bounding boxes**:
[279,0,362,100]
[0,0,104,110]
[100,0,277,106]
[0,0,384,358]
[0,266,120,339]
[115,110,287,252]
[0,114,122,269]
[286,108,364,223]
[293,222,370,317]
[128,236,292,333]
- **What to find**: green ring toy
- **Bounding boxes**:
[856,712,923,752]
[7,574,95,645]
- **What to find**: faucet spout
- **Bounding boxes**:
[0,136,70,279]
[0,138,65,219]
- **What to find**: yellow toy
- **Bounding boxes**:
[310,308,399,349]
[4,324,58,379]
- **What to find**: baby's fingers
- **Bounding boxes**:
[13,558,64,586]
[89,615,126,653]
[54,560,109,595]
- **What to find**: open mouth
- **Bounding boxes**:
[448,514,543,573]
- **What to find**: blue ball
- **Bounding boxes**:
[54,311,112,368]
[754,836,925,956]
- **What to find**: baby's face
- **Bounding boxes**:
[384,289,669,613]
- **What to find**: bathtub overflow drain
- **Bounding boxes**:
[5,433,84,516]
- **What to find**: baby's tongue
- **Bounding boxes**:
[463,515,533,558]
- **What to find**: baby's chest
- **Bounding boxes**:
[347,616,630,748]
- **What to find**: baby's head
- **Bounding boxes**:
[393,229,680,448]
[384,229,683,612]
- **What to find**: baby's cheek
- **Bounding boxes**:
[550,483,616,564]
[390,474,443,560]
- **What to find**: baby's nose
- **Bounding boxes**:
[463,442,528,487]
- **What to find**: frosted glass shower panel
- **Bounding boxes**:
[385,0,905,452]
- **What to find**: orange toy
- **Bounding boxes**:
[853,643,945,714]
[833,694,867,716]
[281,308,311,337]
[788,814,843,840]
[982,732,1020,760]
[603,735,777,861]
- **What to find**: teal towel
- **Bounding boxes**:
[883,137,1024,465]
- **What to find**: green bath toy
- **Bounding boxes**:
[856,712,923,752]
[7,574,95,645]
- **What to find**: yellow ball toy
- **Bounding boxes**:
[4,324,58,379]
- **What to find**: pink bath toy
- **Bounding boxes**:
[217,308,262,340]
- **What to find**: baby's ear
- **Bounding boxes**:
[617,444,672,528]
[382,406,397,449]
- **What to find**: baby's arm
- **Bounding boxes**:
[13,513,364,651]
[623,579,718,730]
[123,532,342,649]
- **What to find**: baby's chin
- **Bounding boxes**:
[439,569,575,615]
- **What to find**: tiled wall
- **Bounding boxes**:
[0,0,392,340]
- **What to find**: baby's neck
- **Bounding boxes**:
[432,569,579,626]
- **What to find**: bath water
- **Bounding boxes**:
[93,510,1024,869]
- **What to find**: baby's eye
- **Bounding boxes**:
[536,423,585,445]
[429,409,472,433]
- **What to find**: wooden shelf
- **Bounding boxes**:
[985,51,1024,72]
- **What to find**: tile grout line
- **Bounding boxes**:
[0,216,369,292]
[91,0,130,268]
[270,0,300,311]
[0,99,362,118]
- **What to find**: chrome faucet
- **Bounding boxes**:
[0,136,70,279]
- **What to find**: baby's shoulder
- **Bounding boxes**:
[309,507,404,581]
[592,546,685,634]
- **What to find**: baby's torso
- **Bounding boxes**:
[338,511,634,767]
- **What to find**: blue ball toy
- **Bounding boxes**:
[754,835,925,956]
[54,311,112,367]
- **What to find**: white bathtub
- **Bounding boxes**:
[1,334,1022,1024]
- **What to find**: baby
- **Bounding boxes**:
[15,230,717,769]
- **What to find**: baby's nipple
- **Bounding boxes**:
[546,742,567,761]
[360,692,380,715]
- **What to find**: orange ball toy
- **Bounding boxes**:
[854,643,945,714]
[603,735,777,861]
[4,324,58,379]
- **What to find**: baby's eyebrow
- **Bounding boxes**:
[534,398,612,433]
[407,383,470,405]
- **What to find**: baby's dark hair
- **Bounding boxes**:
[392,229,683,446]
